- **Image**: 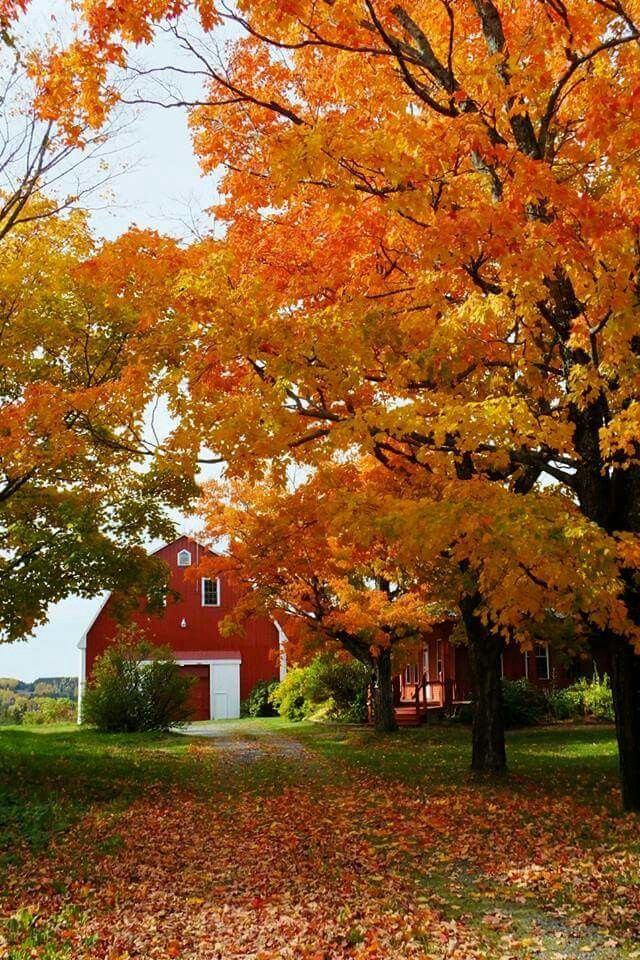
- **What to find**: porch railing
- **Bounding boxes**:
[413,675,455,718]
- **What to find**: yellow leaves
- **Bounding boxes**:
[600,402,640,468]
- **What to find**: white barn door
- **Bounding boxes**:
[210,661,240,719]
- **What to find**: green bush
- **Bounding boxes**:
[0,690,77,726]
[82,629,194,732]
[243,679,279,717]
[269,667,310,721]
[22,697,76,725]
[547,674,614,722]
[582,675,615,721]
[269,655,370,723]
[501,679,548,728]
[303,655,369,722]
[546,685,583,720]
[0,689,29,725]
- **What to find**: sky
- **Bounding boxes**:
[0,2,225,681]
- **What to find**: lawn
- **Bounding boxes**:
[0,720,638,959]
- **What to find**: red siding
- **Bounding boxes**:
[86,536,280,701]
[181,664,210,721]
[398,627,578,706]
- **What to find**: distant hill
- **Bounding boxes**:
[0,676,77,700]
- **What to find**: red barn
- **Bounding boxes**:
[78,536,285,722]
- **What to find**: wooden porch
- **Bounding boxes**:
[368,675,468,727]
[394,675,451,726]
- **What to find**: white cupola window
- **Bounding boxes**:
[177,549,192,567]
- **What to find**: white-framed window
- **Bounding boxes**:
[535,642,550,681]
[201,577,220,607]
[404,663,419,685]
[177,549,192,567]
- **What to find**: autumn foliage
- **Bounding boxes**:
[22,0,640,802]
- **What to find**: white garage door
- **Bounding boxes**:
[210,661,240,719]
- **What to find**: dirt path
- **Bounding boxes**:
[178,722,311,761]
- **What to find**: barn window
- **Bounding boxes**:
[177,549,192,567]
[535,642,550,680]
[201,577,220,607]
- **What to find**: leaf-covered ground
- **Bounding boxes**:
[1,721,639,959]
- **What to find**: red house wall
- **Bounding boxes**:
[399,625,578,706]
[86,536,280,701]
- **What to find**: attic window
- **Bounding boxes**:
[177,549,192,567]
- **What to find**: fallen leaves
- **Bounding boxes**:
[1,733,639,960]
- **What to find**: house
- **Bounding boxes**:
[78,536,286,722]
[392,622,578,726]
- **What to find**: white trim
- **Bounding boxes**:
[80,592,110,640]
[149,536,222,559]
[273,619,288,681]
[201,576,221,607]
[177,548,192,567]
[77,637,87,725]
[174,658,241,666]
[535,642,550,681]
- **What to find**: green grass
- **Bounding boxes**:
[291,721,619,795]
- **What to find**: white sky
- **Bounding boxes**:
[0,2,226,680]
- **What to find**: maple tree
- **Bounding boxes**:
[31,0,640,803]
[203,457,630,751]
[0,208,196,638]
[200,462,440,732]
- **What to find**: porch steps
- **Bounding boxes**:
[394,702,443,727]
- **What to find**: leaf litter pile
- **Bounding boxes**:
[1,734,639,960]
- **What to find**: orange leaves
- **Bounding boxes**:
[199,460,438,663]
[20,1,640,671]
[0,0,27,28]
[29,40,122,142]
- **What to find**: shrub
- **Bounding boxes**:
[546,685,583,721]
[243,679,279,717]
[269,667,310,721]
[82,629,194,732]
[269,655,370,723]
[582,675,615,721]
[303,655,369,722]
[22,697,76,725]
[0,689,29,725]
[501,679,548,728]
[546,674,614,723]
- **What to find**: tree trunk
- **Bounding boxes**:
[371,646,398,733]
[569,404,640,810]
[608,633,640,811]
[460,592,507,776]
